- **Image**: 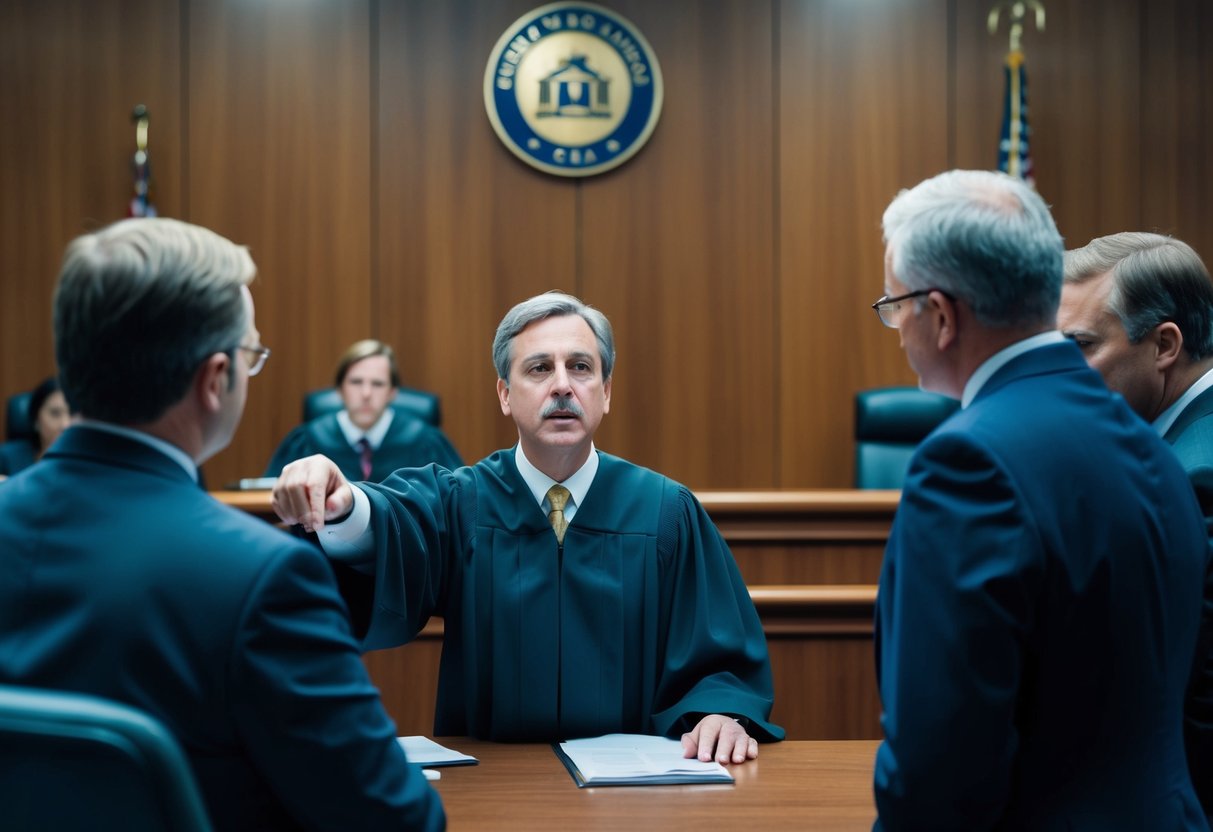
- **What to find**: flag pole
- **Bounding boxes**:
[989,1,1045,186]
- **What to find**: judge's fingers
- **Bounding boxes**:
[696,715,727,762]
[680,727,702,759]
[730,734,759,764]
[270,455,345,531]
[704,715,755,764]
[270,465,307,526]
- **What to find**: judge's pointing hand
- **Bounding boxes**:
[271,454,354,533]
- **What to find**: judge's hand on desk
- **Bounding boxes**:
[682,714,759,764]
[271,454,354,533]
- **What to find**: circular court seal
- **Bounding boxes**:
[484,2,664,177]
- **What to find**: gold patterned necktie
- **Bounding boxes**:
[547,484,571,544]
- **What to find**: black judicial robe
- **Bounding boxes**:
[344,449,785,743]
[264,412,462,482]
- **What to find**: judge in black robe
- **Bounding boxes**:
[273,291,784,762]
[340,447,783,743]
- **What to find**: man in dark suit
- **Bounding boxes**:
[264,339,462,482]
[0,218,443,831]
[1058,231,1213,822]
[871,171,1209,830]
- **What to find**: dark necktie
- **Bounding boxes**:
[357,437,373,480]
[547,484,571,544]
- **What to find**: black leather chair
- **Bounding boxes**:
[302,386,442,427]
[5,390,33,442]
[854,386,959,489]
[0,683,213,831]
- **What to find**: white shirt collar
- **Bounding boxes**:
[961,331,1067,408]
[336,407,395,450]
[1153,366,1213,437]
[76,420,199,482]
[513,442,599,523]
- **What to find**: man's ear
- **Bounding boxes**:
[1153,321,1184,371]
[196,352,232,414]
[931,291,959,351]
[496,377,511,416]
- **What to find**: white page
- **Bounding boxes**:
[397,736,478,766]
[559,733,730,780]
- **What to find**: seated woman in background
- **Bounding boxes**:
[0,376,72,479]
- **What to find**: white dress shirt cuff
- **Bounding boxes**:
[318,484,375,569]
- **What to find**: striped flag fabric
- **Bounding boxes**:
[997,50,1034,187]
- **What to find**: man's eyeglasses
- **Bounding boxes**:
[870,289,952,329]
[238,345,272,377]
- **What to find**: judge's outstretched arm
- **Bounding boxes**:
[272,454,355,532]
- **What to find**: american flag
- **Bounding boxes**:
[128,105,157,217]
[997,50,1034,187]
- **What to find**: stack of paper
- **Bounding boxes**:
[554,733,734,787]
[397,736,478,767]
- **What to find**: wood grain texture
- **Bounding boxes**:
[0,0,182,430]
[375,0,578,466]
[579,0,778,489]
[1140,0,1213,264]
[3,0,1212,485]
[429,738,879,830]
[956,0,1143,248]
[777,0,951,488]
[187,0,374,487]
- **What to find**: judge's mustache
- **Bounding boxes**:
[541,396,584,418]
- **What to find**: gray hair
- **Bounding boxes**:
[1063,232,1213,360]
[882,170,1064,328]
[492,291,616,383]
[53,217,256,424]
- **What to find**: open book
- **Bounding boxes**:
[554,733,734,787]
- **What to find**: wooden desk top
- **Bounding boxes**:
[428,738,879,831]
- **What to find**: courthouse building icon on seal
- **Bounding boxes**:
[484,3,664,177]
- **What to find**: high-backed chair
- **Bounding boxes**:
[854,386,959,489]
[302,386,443,427]
[0,683,212,831]
[5,390,33,442]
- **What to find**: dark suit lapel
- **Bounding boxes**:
[1164,385,1213,444]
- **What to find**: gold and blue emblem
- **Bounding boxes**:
[484,2,663,177]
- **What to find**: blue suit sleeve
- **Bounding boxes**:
[229,542,444,831]
[874,431,1040,830]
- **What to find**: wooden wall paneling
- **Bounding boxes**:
[731,542,885,586]
[768,637,879,740]
[376,1,579,466]
[577,1,778,489]
[778,0,951,488]
[0,0,182,426]
[364,631,443,738]
[187,0,375,487]
[1141,0,1213,263]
